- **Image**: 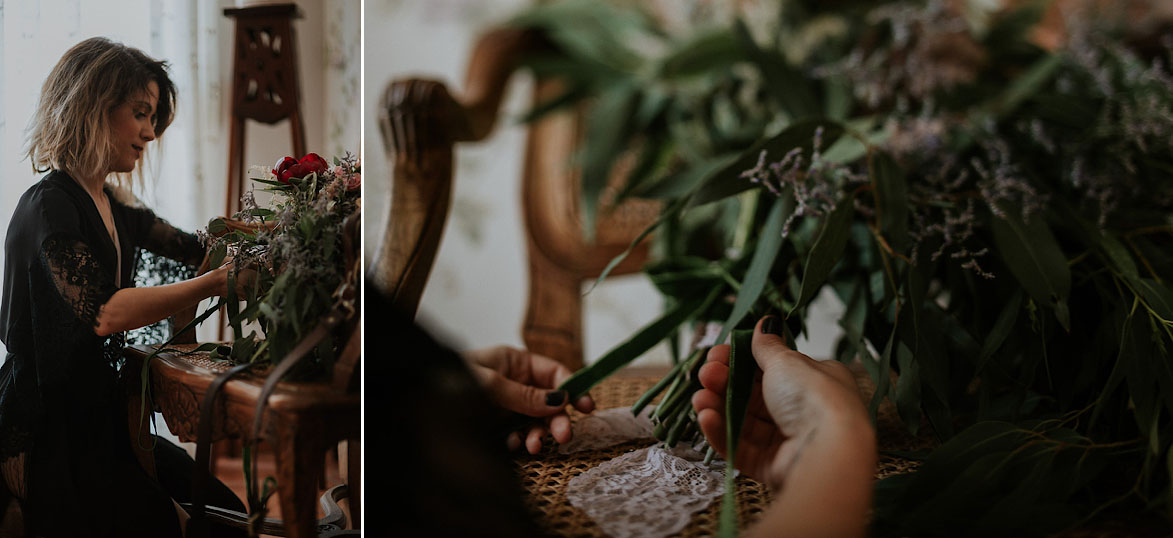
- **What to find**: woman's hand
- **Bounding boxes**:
[691,315,869,489]
[692,316,875,537]
[208,256,258,298]
[463,346,596,454]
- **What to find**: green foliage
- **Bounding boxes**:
[201,154,361,379]
[533,0,1173,535]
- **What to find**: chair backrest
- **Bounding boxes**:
[372,27,660,370]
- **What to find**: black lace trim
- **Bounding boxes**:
[40,236,118,329]
[142,214,205,267]
[0,422,30,463]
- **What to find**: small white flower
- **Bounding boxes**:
[247,164,276,182]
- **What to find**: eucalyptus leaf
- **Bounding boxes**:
[718,196,791,344]
[871,153,910,252]
[638,154,738,200]
[207,218,227,234]
[894,343,922,435]
[869,324,899,421]
[977,289,1023,373]
[791,193,856,316]
[1129,277,1173,323]
[718,329,756,538]
[1100,234,1139,280]
[632,353,691,415]
[990,203,1072,331]
[658,29,743,79]
[580,83,641,240]
[732,18,818,119]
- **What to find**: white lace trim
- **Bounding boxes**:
[566,443,733,538]
[560,406,655,454]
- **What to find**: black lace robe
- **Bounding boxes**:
[0,170,205,536]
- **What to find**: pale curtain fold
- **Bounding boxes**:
[324,1,361,159]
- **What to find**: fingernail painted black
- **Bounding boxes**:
[761,316,782,336]
[546,391,567,407]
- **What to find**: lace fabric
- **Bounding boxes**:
[559,406,656,454]
[40,236,119,330]
[560,407,733,537]
[139,212,205,268]
[566,443,732,538]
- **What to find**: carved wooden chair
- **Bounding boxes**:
[372,27,661,369]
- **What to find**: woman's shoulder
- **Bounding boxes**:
[10,171,86,232]
[17,170,83,207]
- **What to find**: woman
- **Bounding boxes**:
[0,38,246,537]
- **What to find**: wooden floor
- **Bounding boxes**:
[213,446,349,537]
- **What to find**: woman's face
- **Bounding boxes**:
[107,80,159,174]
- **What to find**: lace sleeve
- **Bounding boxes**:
[138,211,206,268]
[39,236,119,330]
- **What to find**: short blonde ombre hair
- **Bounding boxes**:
[25,37,176,187]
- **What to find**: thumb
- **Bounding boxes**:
[487,374,569,417]
[751,315,792,371]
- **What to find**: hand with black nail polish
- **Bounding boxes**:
[463,346,596,454]
[690,315,876,538]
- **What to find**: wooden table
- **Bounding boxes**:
[124,344,360,538]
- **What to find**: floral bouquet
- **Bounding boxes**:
[195,151,362,380]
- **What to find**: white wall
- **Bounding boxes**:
[365,0,844,365]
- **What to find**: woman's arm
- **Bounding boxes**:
[94,263,229,337]
[117,197,206,267]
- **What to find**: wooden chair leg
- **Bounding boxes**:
[274,421,322,538]
[345,440,360,528]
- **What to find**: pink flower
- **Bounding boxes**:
[345,173,361,191]
[333,165,346,177]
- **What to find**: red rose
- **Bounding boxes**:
[272,153,329,183]
[272,156,298,184]
[298,153,329,175]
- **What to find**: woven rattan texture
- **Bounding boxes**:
[161,344,273,376]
